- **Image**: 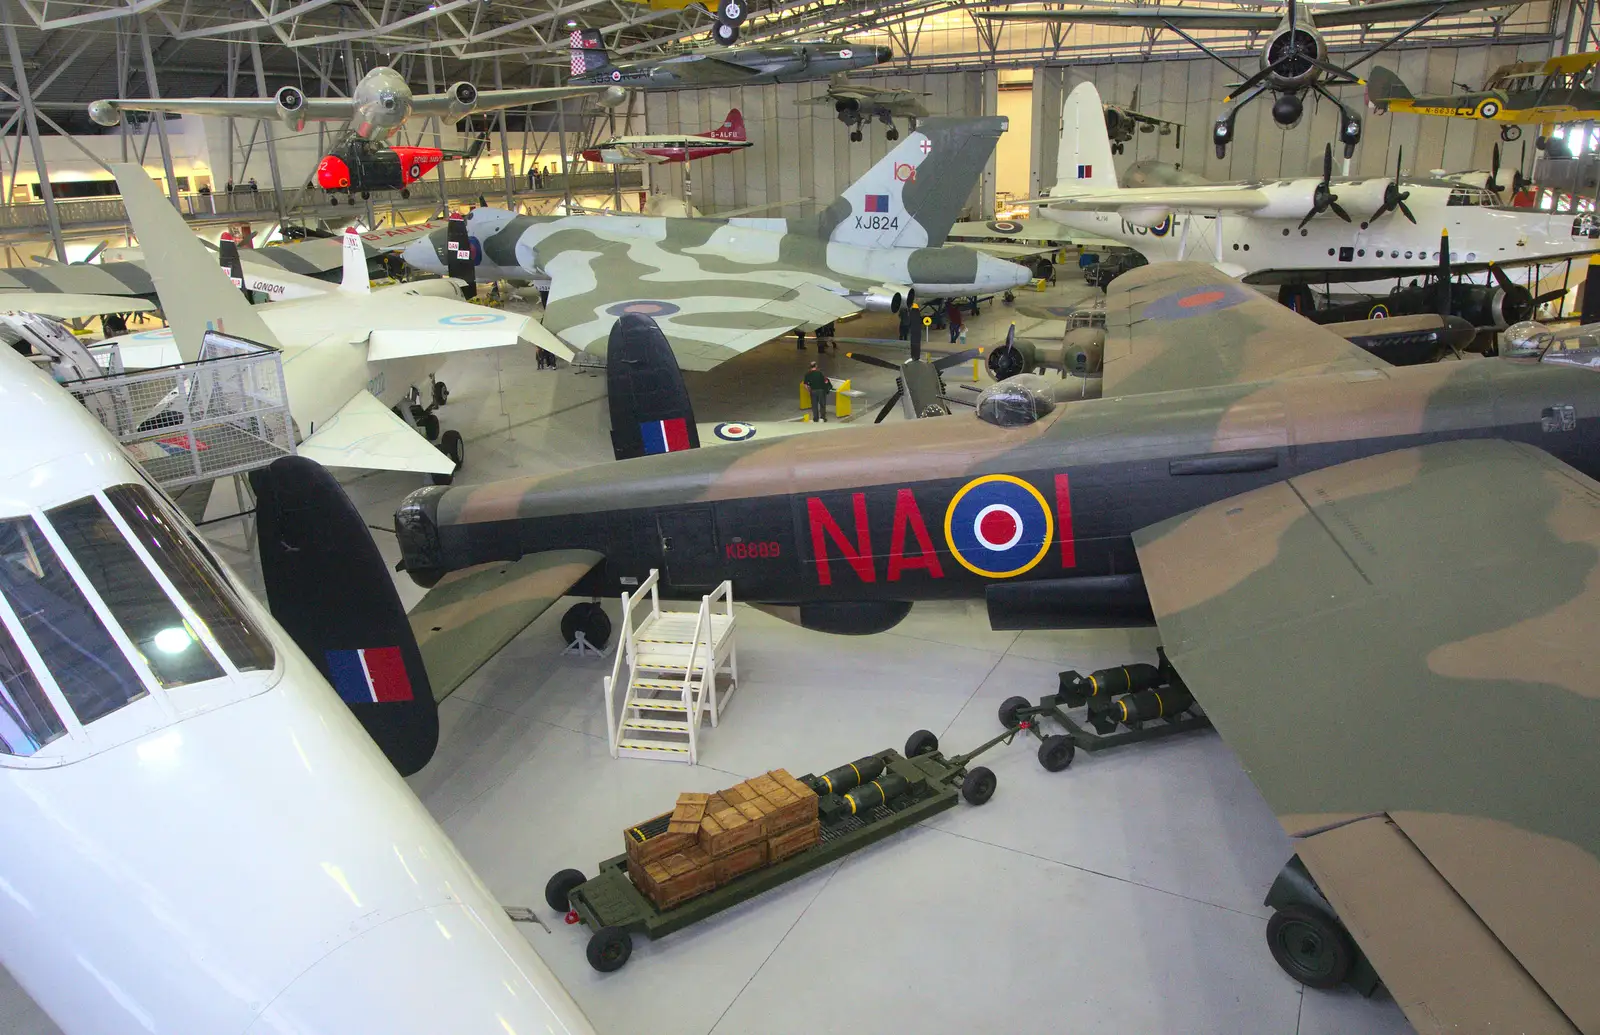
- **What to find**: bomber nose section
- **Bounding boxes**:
[401,232,447,275]
[983,253,1034,291]
[395,485,448,586]
[873,45,893,64]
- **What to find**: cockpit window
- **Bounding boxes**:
[0,617,64,756]
[105,485,274,673]
[0,516,146,724]
[48,496,225,689]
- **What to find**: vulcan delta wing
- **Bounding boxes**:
[394,118,1030,371]
[1132,438,1600,1033]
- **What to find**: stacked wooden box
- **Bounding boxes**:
[626,770,821,910]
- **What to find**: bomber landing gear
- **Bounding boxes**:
[849,129,863,142]
[431,429,464,486]
[1263,856,1380,994]
[561,601,613,651]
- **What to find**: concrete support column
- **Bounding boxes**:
[494,57,515,209]
[1030,66,1065,198]
[979,68,999,218]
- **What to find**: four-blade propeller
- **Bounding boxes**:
[1300,143,1351,229]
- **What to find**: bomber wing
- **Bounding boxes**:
[976,0,1524,28]
[91,96,351,123]
[1131,438,1600,1034]
[539,240,858,370]
[1100,261,1385,396]
[411,85,607,117]
[296,390,456,475]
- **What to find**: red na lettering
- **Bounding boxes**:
[887,488,943,581]
[1055,472,1076,568]
[807,494,874,585]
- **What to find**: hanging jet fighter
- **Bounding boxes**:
[1367,52,1600,146]
[581,108,751,165]
[800,72,931,142]
[386,259,1600,1032]
[1102,86,1182,155]
[392,117,1032,371]
[0,339,598,1035]
[977,0,1528,158]
[88,66,620,201]
[566,28,890,90]
[1031,82,1597,330]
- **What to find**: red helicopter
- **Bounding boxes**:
[315,135,486,203]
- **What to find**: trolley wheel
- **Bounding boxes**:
[560,601,612,650]
[904,728,939,758]
[431,429,464,486]
[544,868,587,912]
[586,926,633,972]
[419,411,441,441]
[1265,905,1354,989]
[997,695,1031,728]
[1038,734,1076,772]
[960,765,997,806]
[432,380,450,407]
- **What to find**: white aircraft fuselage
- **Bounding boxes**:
[1043,179,1597,284]
[0,346,595,1034]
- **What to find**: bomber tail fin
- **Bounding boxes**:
[1365,66,1414,111]
[446,213,477,299]
[1054,82,1119,195]
[218,232,250,300]
[605,314,702,460]
[111,162,281,363]
[339,227,370,294]
[568,28,614,78]
[821,116,1006,249]
[707,108,745,142]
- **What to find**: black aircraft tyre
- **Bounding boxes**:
[545,868,586,912]
[961,766,997,806]
[419,411,441,441]
[713,20,739,44]
[1501,124,1522,142]
[432,380,450,407]
[431,429,464,486]
[1038,734,1076,772]
[904,728,939,757]
[998,695,1031,728]
[587,926,633,972]
[715,0,746,24]
[561,601,613,650]
[1265,905,1355,989]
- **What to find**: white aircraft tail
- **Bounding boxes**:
[110,163,282,363]
[1054,82,1119,195]
[340,228,370,294]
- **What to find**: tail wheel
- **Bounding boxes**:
[715,0,746,24]
[1265,905,1355,989]
[712,20,739,44]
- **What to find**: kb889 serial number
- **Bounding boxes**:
[725,541,781,559]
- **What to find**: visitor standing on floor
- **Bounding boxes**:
[946,303,963,344]
[803,362,831,423]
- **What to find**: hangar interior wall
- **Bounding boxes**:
[641,41,1559,218]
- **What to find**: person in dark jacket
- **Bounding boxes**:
[802,362,831,423]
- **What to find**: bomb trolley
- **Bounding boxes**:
[544,728,1014,972]
[997,649,1213,772]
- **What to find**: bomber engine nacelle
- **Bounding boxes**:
[846,288,904,313]
[276,85,308,131]
[1261,23,1326,92]
[987,336,1039,380]
[446,82,478,118]
[87,100,122,127]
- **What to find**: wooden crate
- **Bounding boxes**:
[769,818,821,863]
[625,811,696,866]
[700,804,767,857]
[712,840,769,884]
[630,846,718,910]
[668,792,709,837]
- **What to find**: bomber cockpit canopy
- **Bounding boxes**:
[976,374,1058,427]
[0,483,275,766]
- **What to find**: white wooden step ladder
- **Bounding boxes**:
[603,569,738,764]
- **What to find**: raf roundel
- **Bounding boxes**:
[986,220,1024,234]
[943,474,1055,579]
[438,312,507,326]
[606,300,683,318]
[1141,280,1255,322]
[712,421,757,442]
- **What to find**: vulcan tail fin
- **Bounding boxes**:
[339,227,370,294]
[568,28,614,78]
[218,232,250,300]
[446,213,477,300]
[1365,66,1414,111]
[252,456,439,776]
[707,108,745,142]
[111,162,281,363]
[1054,82,1118,195]
[821,116,1006,249]
[606,314,701,460]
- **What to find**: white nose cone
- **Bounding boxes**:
[982,253,1034,291]
[402,237,444,274]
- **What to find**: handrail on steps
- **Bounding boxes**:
[606,569,661,756]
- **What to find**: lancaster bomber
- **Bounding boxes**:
[389,259,1600,1032]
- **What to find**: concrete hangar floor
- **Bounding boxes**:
[2,282,1413,1035]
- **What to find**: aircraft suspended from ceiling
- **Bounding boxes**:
[88,66,622,202]
[1103,85,1182,155]
[975,0,1530,159]
[1367,51,1600,151]
[801,72,932,142]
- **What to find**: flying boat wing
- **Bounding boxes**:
[1131,438,1600,1035]
[1101,261,1385,396]
[1030,185,1271,215]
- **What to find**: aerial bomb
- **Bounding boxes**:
[806,755,886,796]
[1059,663,1161,708]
